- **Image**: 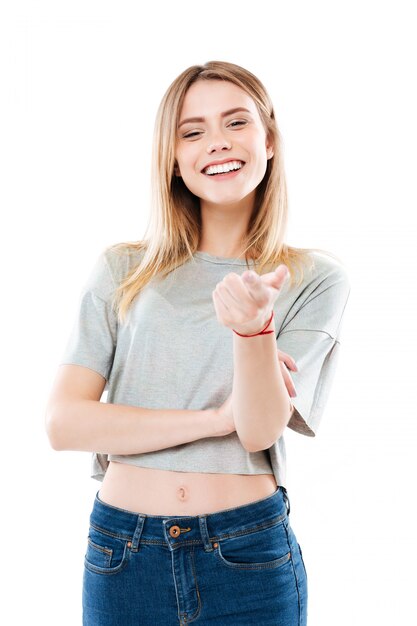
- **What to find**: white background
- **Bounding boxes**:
[1,1,416,624]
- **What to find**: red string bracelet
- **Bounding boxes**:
[232,310,275,337]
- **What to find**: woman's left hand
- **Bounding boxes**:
[212,265,289,335]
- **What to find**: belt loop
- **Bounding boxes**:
[198,515,213,552]
[130,514,146,551]
[281,487,291,516]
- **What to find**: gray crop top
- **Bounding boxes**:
[59,245,351,489]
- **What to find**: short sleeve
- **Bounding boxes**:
[59,251,118,383]
[276,262,350,437]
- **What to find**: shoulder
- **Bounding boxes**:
[279,250,351,338]
[299,250,351,294]
[102,242,147,284]
[82,242,146,301]
[282,249,351,317]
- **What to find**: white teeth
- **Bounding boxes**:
[203,160,243,176]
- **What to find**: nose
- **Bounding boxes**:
[206,134,231,154]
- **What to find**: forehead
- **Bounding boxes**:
[179,80,259,119]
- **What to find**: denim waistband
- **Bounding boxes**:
[89,486,291,553]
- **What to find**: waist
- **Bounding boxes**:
[99,461,278,516]
[90,485,287,551]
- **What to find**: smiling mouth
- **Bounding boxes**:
[202,160,245,176]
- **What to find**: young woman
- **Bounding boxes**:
[46,61,350,625]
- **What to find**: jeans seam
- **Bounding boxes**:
[214,547,291,571]
[89,521,132,542]
[283,521,302,625]
[183,547,202,623]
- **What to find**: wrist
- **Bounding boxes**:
[232,310,275,337]
[208,407,223,437]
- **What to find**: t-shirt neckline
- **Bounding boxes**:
[193,250,253,266]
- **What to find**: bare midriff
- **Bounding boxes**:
[98,461,279,516]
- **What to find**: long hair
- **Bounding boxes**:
[108,60,341,325]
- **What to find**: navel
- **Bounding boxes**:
[176,486,189,502]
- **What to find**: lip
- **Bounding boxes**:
[200,158,245,173]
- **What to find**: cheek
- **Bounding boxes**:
[176,144,199,171]
[249,154,269,185]
[178,164,203,194]
[253,143,269,169]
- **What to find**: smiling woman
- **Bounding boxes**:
[46,60,350,625]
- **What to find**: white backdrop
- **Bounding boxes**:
[1,1,416,624]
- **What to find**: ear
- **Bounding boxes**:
[265,133,274,160]
[266,143,274,160]
[173,161,181,177]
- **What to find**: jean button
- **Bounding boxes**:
[169,525,181,538]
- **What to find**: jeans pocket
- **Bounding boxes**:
[214,518,292,571]
[84,524,130,575]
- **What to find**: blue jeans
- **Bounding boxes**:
[82,486,308,625]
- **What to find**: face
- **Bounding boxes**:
[174,80,274,208]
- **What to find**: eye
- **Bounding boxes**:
[182,131,202,139]
[228,120,247,128]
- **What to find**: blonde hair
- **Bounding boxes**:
[108,60,341,325]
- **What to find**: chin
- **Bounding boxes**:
[205,196,247,207]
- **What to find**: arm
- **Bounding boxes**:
[45,364,224,454]
[231,261,351,450]
[232,314,293,452]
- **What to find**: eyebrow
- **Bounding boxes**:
[178,107,252,129]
